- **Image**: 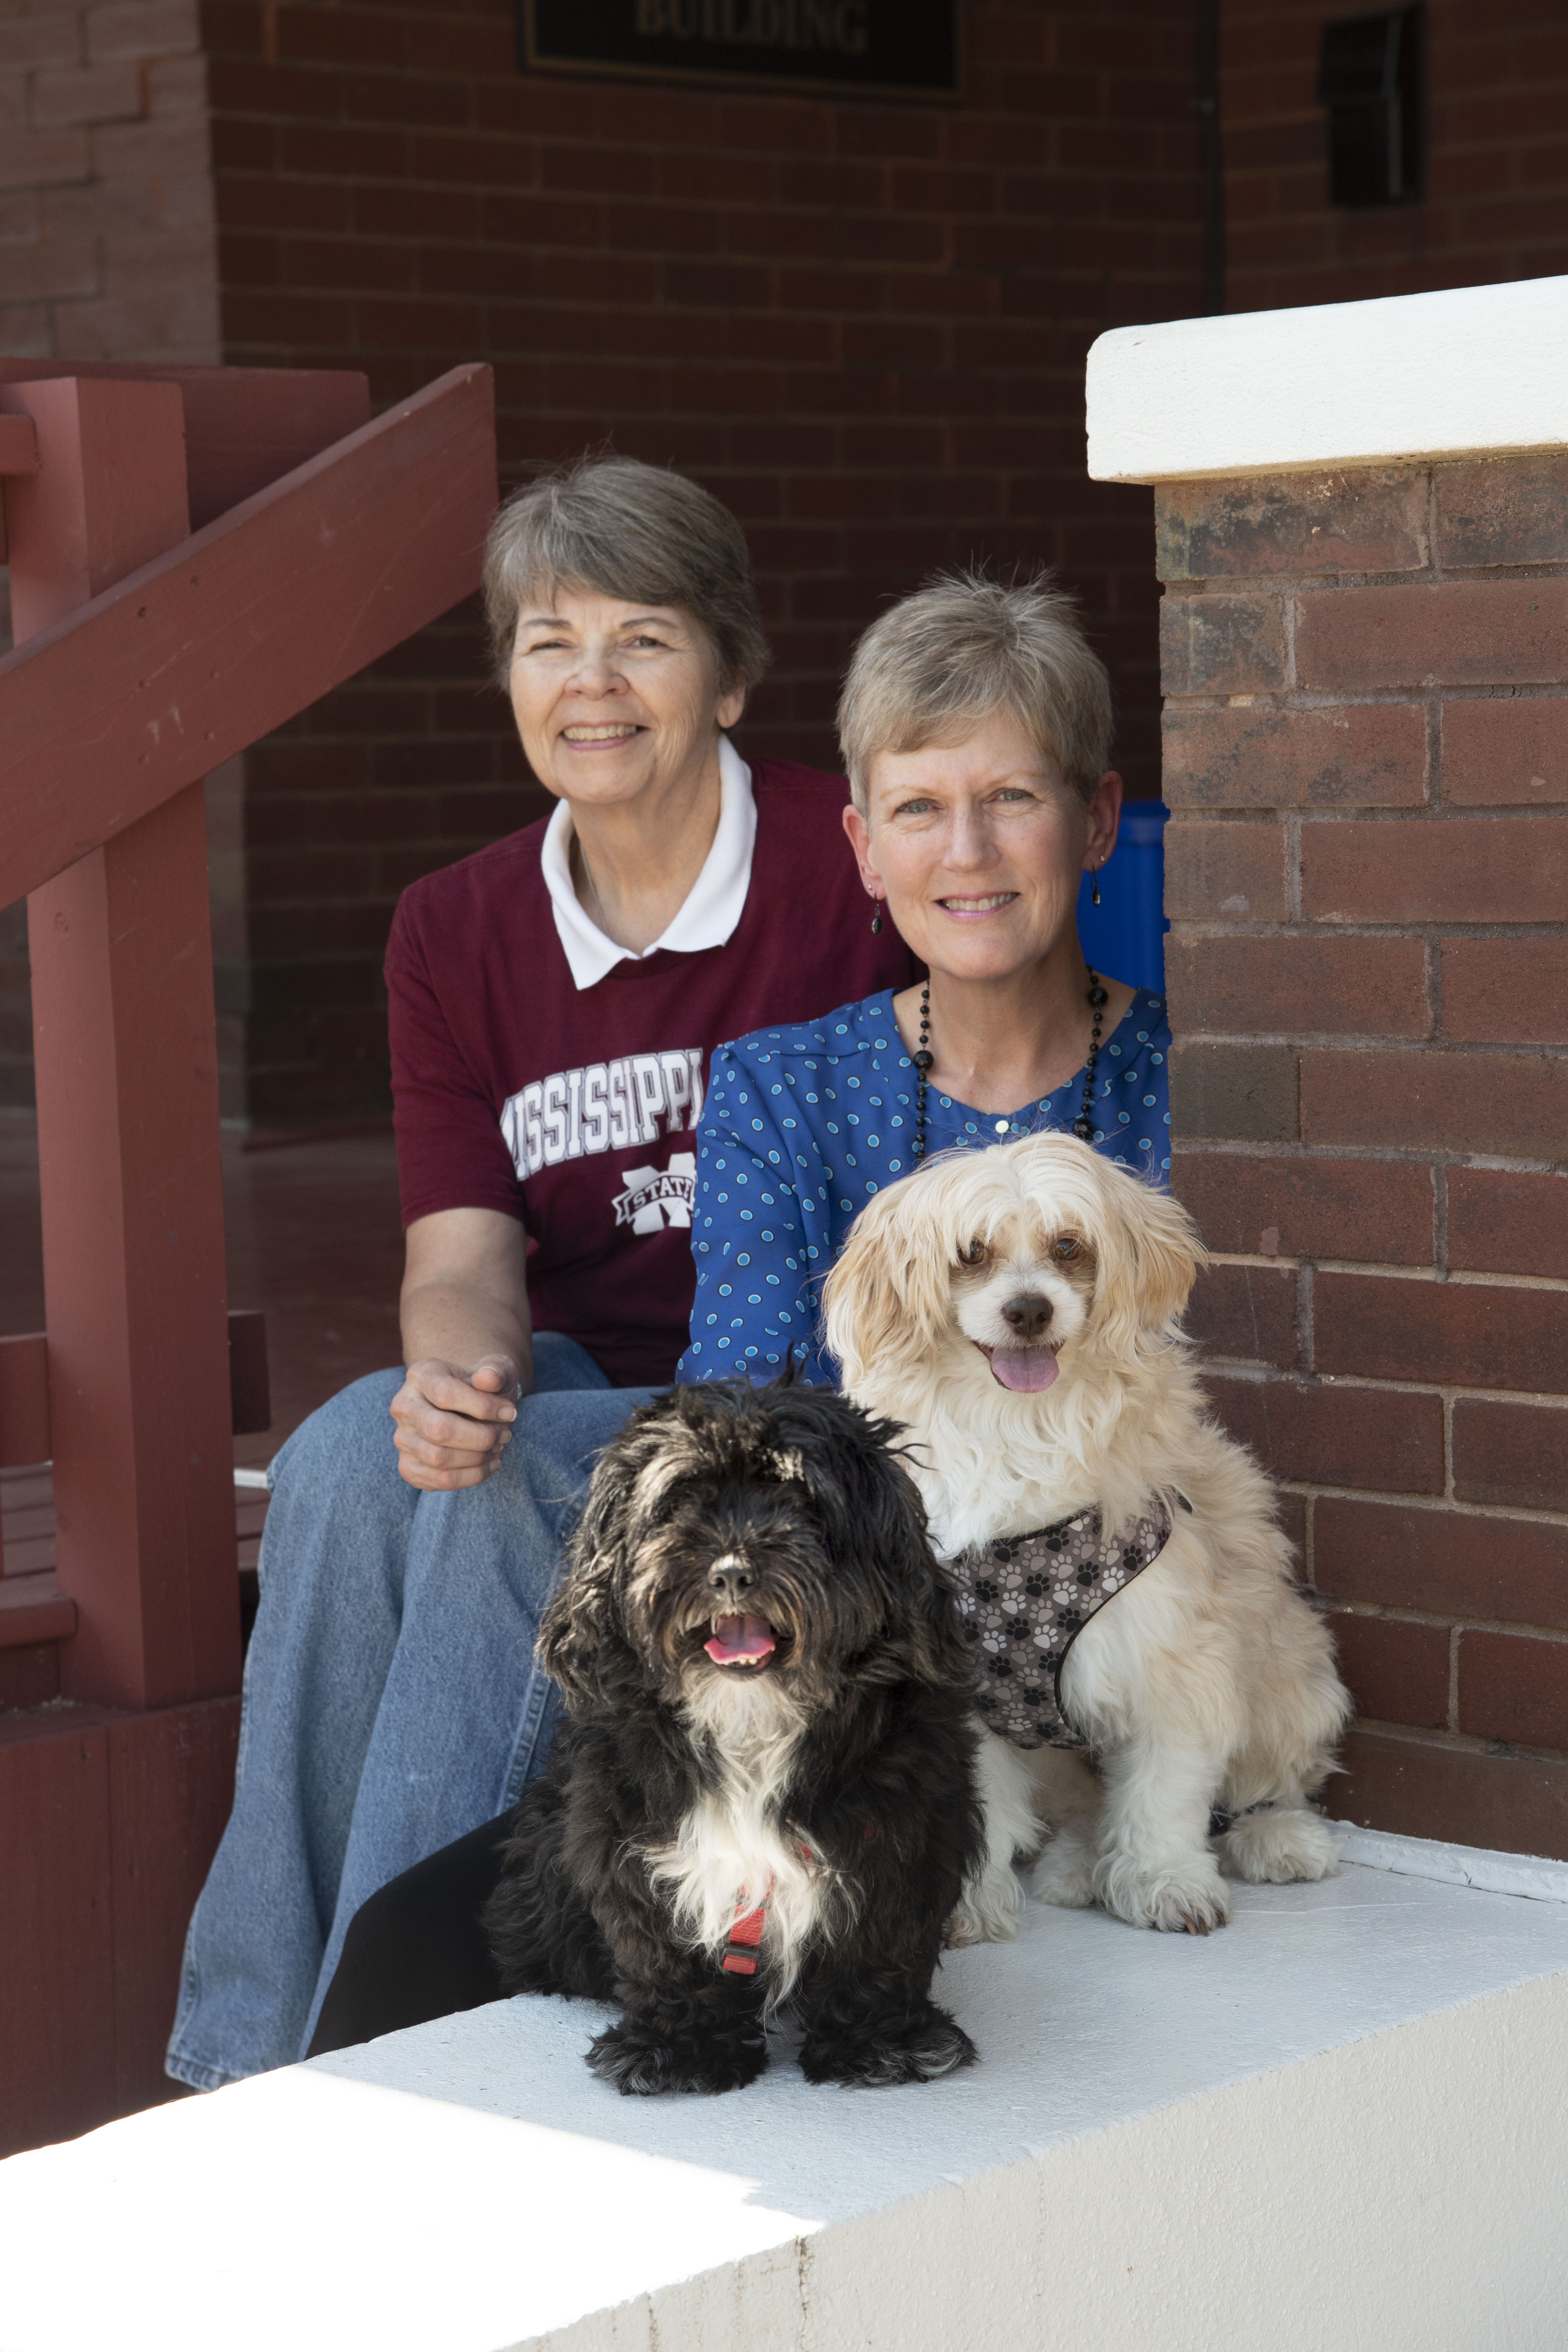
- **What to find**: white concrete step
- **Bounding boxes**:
[4,1859,1568,2352]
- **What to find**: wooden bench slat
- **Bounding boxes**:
[0,1335,49,1468]
[0,1572,77,1648]
[0,412,39,476]
[0,1310,273,1470]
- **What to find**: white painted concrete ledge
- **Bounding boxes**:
[1335,1819,1568,1905]
[1086,272,1568,482]
[4,1858,1568,2352]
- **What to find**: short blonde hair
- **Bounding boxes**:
[482,454,771,697]
[836,569,1113,813]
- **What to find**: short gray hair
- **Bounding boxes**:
[837,569,1114,813]
[482,454,770,696]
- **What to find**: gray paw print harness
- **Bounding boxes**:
[948,1497,1180,1750]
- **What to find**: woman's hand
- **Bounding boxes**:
[390,1354,519,1491]
[396,1208,533,1491]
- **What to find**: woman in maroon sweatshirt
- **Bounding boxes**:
[166,455,914,2089]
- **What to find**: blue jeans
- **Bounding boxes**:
[166,1334,647,2088]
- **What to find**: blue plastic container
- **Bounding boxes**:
[1075,799,1169,993]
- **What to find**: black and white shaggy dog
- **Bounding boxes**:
[482,1378,985,2097]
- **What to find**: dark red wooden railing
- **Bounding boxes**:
[0,358,497,2154]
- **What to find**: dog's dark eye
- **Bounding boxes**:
[957,1238,988,1268]
[1051,1237,1082,1263]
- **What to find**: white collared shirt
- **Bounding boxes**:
[540,736,757,991]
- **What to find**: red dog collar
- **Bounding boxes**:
[718,1829,875,1976]
[721,1885,771,1976]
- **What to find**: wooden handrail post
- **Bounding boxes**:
[7,378,239,1709]
[0,359,492,2155]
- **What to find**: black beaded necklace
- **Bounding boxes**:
[911,971,1110,1163]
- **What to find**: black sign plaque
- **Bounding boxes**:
[519,1,962,103]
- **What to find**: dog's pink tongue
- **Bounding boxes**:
[988,1347,1060,1393]
[705,1613,776,1664]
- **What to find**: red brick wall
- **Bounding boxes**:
[195,0,1205,1117]
[10,4,1568,1119]
[0,0,220,365]
[1221,0,1568,312]
[1161,456,1568,1860]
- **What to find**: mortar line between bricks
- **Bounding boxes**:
[1441,1265,1568,1295]
[1174,1139,1568,1174]
[1341,1716,1568,1771]
[1171,917,1568,936]
[1171,682,1568,709]
[1172,808,1568,826]
[1433,1162,1449,1281]
[1297,1259,1314,1373]
[1165,811,1288,826]
[1448,1625,1461,1732]
[1274,1481,1568,1530]
[1206,1366,1568,1409]
[1425,465,1441,582]
[1202,1253,1427,1280]
[1301,807,1568,826]
[1181,1029,1568,1051]
[1210,1257,1568,1295]
[1443,1392,1456,1503]
[1179,811,1568,832]
[1327,1599,1568,1646]
[1211,562,1568,592]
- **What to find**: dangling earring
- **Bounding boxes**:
[1090,864,1102,909]
[870,893,884,935]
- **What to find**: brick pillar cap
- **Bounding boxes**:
[1086,274,1568,485]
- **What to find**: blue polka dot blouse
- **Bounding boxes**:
[678,984,1172,1388]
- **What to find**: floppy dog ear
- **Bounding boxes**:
[797,1395,976,1693]
[822,1173,957,1394]
[1130,1181,1206,1327]
[536,1427,651,1712]
[909,1553,981,1692]
[1099,1176,1206,1338]
[866,1438,977,1691]
[537,1528,626,1713]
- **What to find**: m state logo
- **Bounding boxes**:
[612,1151,697,1233]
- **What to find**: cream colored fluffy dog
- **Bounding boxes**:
[821,1134,1350,1939]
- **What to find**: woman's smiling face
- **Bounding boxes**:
[843,713,1121,982]
[508,586,745,808]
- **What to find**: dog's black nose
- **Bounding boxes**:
[707,1554,756,1604]
[1000,1292,1054,1339]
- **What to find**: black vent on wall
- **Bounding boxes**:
[1317,5,1427,206]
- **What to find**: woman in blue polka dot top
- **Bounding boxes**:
[679,570,1171,1388]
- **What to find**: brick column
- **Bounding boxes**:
[1089,280,1568,1860]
